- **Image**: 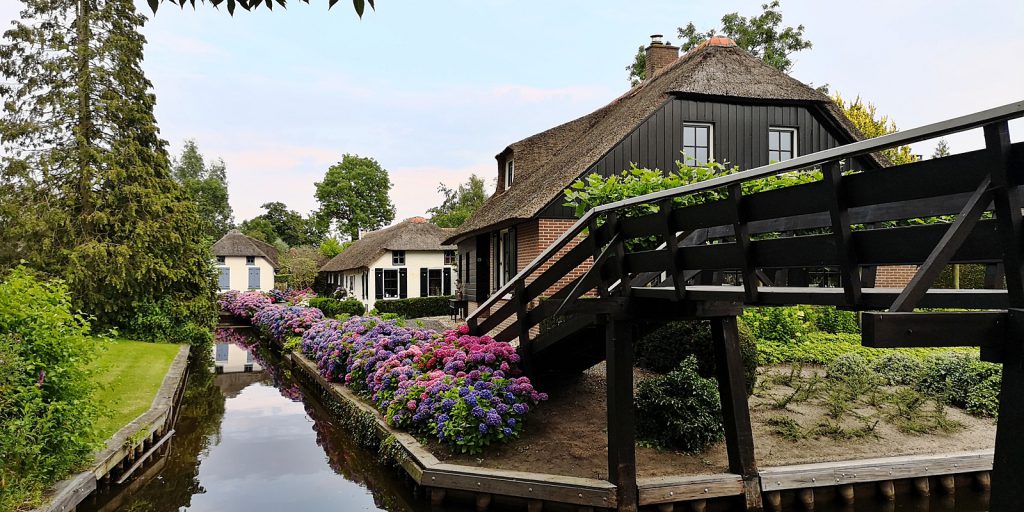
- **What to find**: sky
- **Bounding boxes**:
[2,0,1022,226]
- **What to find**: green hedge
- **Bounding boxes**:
[374,296,453,318]
[636,319,758,395]
[309,297,366,317]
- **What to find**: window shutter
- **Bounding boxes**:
[219,268,230,290]
[375,268,384,300]
[399,268,408,298]
[510,227,518,275]
[443,268,452,295]
[248,267,260,289]
[420,268,428,297]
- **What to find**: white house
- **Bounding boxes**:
[319,217,456,310]
[211,229,280,292]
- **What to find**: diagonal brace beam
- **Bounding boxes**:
[890,177,993,312]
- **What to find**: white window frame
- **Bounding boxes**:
[216,256,226,264]
[682,122,714,165]
[505,159,515,189]
[496,228,514,288]
[426,268,445,297]
[768,126,798,162]
[245,256,255,266]
[444,250,456,266]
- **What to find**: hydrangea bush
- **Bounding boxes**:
[217,290,547,454]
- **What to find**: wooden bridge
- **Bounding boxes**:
[467,100,1024,512]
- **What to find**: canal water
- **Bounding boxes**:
[81,328,992,512]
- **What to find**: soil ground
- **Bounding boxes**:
[427,363,996,480]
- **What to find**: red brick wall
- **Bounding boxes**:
[525,218,592,298]
[875,265,918,288]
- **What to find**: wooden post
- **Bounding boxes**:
[986,119,1024,511]
[765,491,781,512]
[606,318,638,512]
[711,316,762,511]
[475,493,492,512]
[877,480,895,501]
[837,484,854,504]
[796,488,814,510]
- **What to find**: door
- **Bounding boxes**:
[248,267,261,290]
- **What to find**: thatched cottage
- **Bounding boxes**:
[212,229,280,292]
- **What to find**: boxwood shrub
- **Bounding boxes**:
[635,356,723,453]
[309,297,365,317]
[635,318,758,394]
[373,296,453,318]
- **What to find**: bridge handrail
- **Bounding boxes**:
[467,99,1024,322]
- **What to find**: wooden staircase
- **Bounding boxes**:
[467,100,1024,512]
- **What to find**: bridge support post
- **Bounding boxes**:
[605,317,638,512]
[711,316,763,511]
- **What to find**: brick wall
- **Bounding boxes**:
[526,218,593,298]
[875,265,918,288]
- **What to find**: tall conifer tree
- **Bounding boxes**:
[0,0,217,332]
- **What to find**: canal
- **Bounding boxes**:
[81,328,994,512]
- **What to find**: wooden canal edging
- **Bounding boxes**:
[34,345,191,512]
[289,348,999,511]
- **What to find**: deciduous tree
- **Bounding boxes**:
[427,174,487,228]
[315,154,395,240]
[172,139,234,240]
[627,0,811,85]
[832,93,915,166]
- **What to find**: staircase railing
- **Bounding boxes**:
[467,100,1024,342]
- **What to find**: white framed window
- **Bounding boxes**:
[427,268,444,296]
[444,250,456,266]
[496,228,516,288]
[216,256,226,264]
[245,256,255,265]
[682,123,713,165]
[382,269,399,298]
[505,159,515,188]
[769,127,798,162]
[392,250,406,266]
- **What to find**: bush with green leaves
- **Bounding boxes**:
[741,306,814,343]
[635,356,723,453]
[374,296,453,318]
[826,353,877,383]
[873,352,924,386]
[916,353,1001,417]
[309,297,366,318]
[636,319,757,394]
[0,267,99,509]
[124,295,216,348]
[810,306,860,334]
[756,332,976,367]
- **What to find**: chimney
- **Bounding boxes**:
[645,34,679,78]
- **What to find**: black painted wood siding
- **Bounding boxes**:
[540,98,870,218]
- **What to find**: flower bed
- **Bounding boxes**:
[216,291,547,454]
[217,290,273,319]
[268,287,315,305]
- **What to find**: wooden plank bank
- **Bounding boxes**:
[34,345,191,512]
[290,347,997,512]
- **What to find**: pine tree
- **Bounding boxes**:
[172,139,235,240]
[932,139,951,159]
[0,0,217,333]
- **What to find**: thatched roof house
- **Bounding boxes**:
[320,217,455,273]
[445,35,884,305]
[212,229,280,269]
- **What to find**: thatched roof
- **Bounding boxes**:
[212,229,280,268]
[319,218,456,272]
[446,38,880,243]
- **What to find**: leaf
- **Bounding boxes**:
[328,0,339,9]
[147,0,159,12]
[353,0,364,17]
[227,0,235,15]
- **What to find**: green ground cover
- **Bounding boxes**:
[88,339,183,440]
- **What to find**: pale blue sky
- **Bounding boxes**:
[2,0,1022,224]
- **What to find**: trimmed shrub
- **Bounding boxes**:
[374,296,453,318]
[309,297,366,318]
[0,267,99,509]
[827,353,874,382]
[635,356,723,453]
[917,353,1001,416]
[741,306,814,343]
[966,375,1001,417]
[635,319,757,394]
[873,352,924,385]
[810,307,860,334]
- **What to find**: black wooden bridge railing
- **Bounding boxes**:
[467,100,1024,512]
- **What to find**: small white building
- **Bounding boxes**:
[319,217,456,310]
[211,229,280,292]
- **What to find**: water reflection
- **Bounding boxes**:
[83,329,993,512]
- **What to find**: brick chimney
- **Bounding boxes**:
[645,34,679,78]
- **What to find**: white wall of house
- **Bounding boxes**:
[216,256,275,292]
[213,342,263,373]
[324,250,455,311]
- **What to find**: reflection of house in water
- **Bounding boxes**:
[213,342,262,374]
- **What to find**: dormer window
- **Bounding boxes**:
[505,160,515,189]
[245,256,255,265]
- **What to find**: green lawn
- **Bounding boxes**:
[89,339,183,440]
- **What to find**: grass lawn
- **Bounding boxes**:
[89,339,183,441]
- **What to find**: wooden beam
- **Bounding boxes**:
[822,160,861,305]
[660,199,686,300]
[729,185,758,303]
[589,217,610,297]
[861,311,1007,348]
[711,317,762,511]
[889,176,993,312]
[985,122,1024,306]
[605,318,637,511]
